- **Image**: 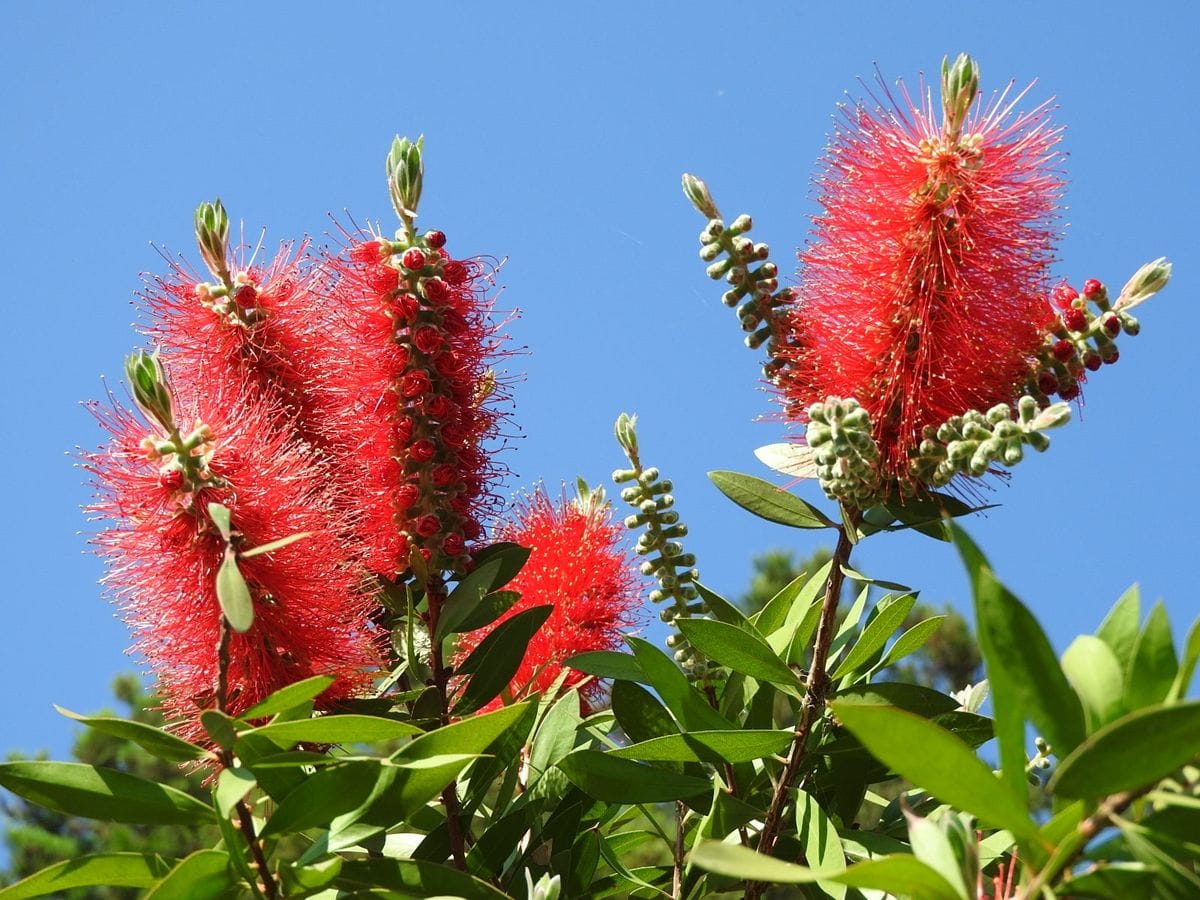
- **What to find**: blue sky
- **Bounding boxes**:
[3,1,1197,759]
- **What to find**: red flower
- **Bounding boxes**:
[142,243,349,453]
[778,66,1061,485]
[84,379,380,741]
[455,488,644,709]
[311,232,512,575]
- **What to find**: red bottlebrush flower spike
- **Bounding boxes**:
[84,373,380,741]
[455,486,644,709]
[778,56,1061,487]
[144,201,350,453]
[312,228,512,577]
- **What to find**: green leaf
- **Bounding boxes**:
[280,857,342,893]
[239,674,335,720]
[611,680,679,744]
[831,594,917,679]
[53,707,208,764]
[454,605,554,714]
[973,552,1086,763]
[390,701,535,764]
[625,636,735,731]
[214,767,255,819]
[832,683,958,719]
[905,812,969,900]
[199,710,237,751]
[0,762,215,826]
[797,790,847,899]
[0,853,173,898]
[557,750,711,802]
[1125,601,1178,709]
[708,470,835,528]
[610,730,792,764]
[1049,701,1200,799]
[468,541,531,591]
[839,566,912,593]
[331,754,481,840]
[436,557,504,640]
[249,714,422,746]
[1096,585,1141,676]
[566,650,645,683]
[1169,617,1200,702]
[143,850,233,899]
[754,561,832,637]
[829,701,1036,839]
[238,531,313,559]
[335,858,510,898]
[528,690,583,782]
[454,590,521,634]
[206,502,232,541]
[690,843,963,900]
[875,616,945,671]
[259,760,381,837]
[1062,636,1127,731]
[695,582,752,629]
[952,526,1030,806]
[675,618,801,695]
[215,554,254,633]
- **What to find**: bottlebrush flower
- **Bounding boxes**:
[777,56,1061,488]
[143,202,348,453]
[455,487,644,709]
[311,228,512,576]
[84,372,380,740]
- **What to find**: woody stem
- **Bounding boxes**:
[746,517,855,899]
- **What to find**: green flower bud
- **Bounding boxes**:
[1116,257,1171,311]
[941,53,980,142]
[613,412,639,455]
[729,214,752,234]
[125,350,176,432]
[682,173,721,220]
[194,199,230,284]
[387,134,424,221]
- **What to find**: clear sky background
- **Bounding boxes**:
[3,1,1197,760]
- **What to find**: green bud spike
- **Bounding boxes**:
[194,199,231,286]
[387,135,425,229]
[681,173,721,219]
[124,350,176,433]
[941,53,980,143]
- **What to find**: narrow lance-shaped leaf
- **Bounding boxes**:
[708,470,835,528]
[1048,701,1200,799]
[0,762,216,826]
[0,853,174,899]
[830,701,1037,839]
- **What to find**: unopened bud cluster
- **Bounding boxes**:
[126,350,220,495]
[1029,261,1169,403]
[192,199,267,328]
[909,396,1069,488]
[1026,736,1053,786]
[806,398,880,505]
[683,175,794,381]
[612,413,708,675]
